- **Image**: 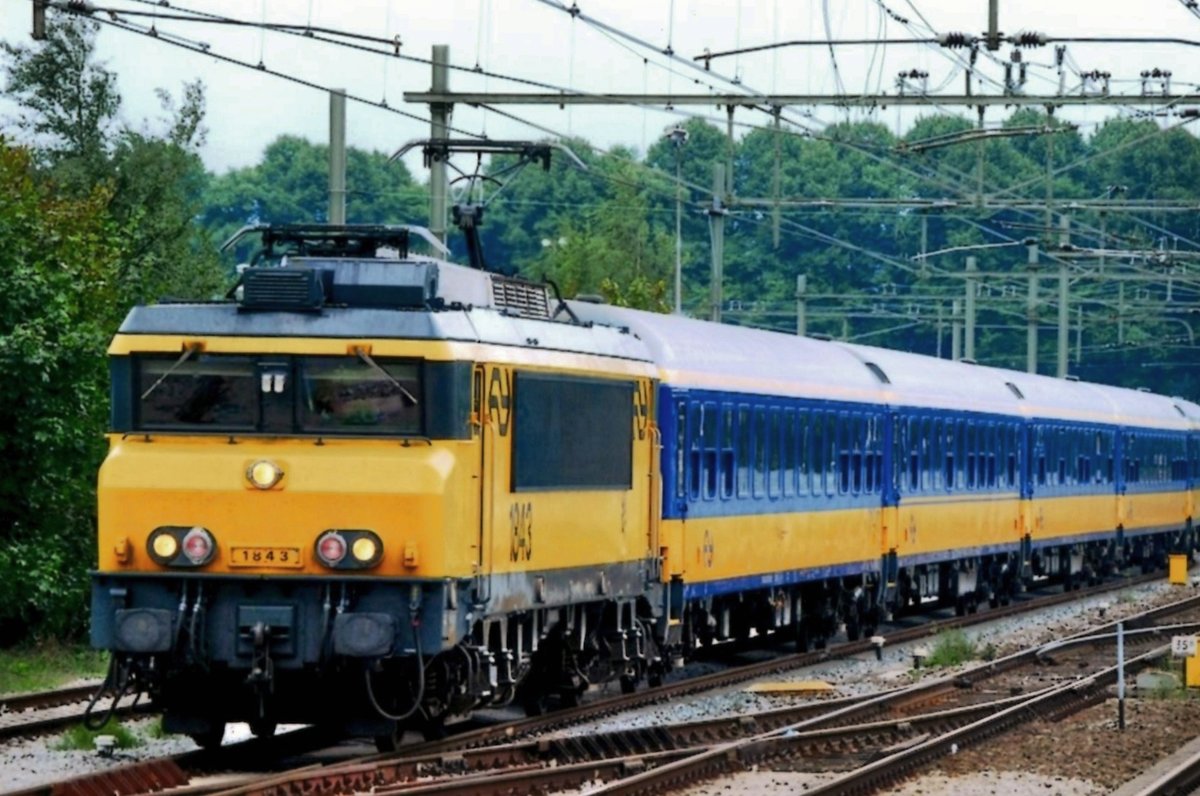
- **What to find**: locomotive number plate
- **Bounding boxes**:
[229,547,303,568]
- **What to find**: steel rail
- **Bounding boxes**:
[200,581,1196,796]
[1126,745,1200,795]
[0,683,147,742]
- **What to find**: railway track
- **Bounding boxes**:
[210,589,1200,796]
[1,571,1180,796]
[0,682,144,742]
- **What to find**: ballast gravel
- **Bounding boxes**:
[0,579,1192,791]
[552,579,1190,739]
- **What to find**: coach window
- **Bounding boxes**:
[920,418,933,491]
[851,415,865,495]
[985,423,997,488]
[782,408,796,497]
[720,405,735,498]
[675,401,686,499]
[1007,425,1019,488]
[703,403,720,499]
[687,403,702,500]
[811,413,830,494]
[768,407,782,499]
[797,410,811,496]
[1172,437,1189,482]
[825,413,839,497]
[864,416,879,494]
[736,405,751,498]
[904,419,918,491]
[1060,427,1070,486]
[964,421,976,490]
[940,420,954,490]
[753,407,767,498]
[1035,426,1047,486]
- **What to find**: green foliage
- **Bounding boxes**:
[0,144,123,641]
[0,643,109,694]
[143,716,175,740]
[925,630,977,667]
[0,14,223,644]
[525,159,673,311]
[56,718,141,751]
[1,14,119,170]
[201,135,426,265]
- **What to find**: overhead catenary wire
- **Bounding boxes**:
[52,0,1199,356]
[66,8,490,138]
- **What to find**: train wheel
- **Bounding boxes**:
[190,724,225,751]
[521,688,551,717]
[374,726,402,753]
[420,715,447,741]
[558,687,581,709]
[249,720,276,739]
[620,674,638,695]
[793,622,811,653]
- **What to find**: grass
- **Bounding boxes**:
[55,718,141,751]
[143,717,175,740]
[924,629,977,668]
[0,642,109,695]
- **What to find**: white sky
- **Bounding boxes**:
[3,0,1200,177]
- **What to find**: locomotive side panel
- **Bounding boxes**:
[476,360,658,611]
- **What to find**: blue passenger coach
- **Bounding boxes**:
[572,303,1198,648]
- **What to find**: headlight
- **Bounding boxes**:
[148,526,217,567]
[315,530,382,570]
[246,460,284,490]
[351,536,378,564]
[151,532,178,560]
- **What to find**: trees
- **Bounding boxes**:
[0,144,122,641]
[0,13,224,641]
[202,135,428,264]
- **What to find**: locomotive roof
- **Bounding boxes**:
[570,302,1191,430]
[115,301,652,364]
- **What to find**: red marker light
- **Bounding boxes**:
[181,528,214,565]
[317,533,346,566]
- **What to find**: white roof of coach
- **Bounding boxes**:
[568,302,1192,429]
[836,343,1022,417]
[1173,397,1200,431]
[568,303,886,405]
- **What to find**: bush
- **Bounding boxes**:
[925,629,977,667]
[56,718,141,751]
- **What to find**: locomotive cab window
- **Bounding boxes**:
[298,357,421,434]
[137,355,258,430]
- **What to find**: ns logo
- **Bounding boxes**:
[487,368,512,436]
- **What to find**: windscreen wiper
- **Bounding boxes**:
[140,343,202,401]
[353,347,418,406]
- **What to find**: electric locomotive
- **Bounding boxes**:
[91,224,666,747]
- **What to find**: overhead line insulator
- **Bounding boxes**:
[938,32,976,49]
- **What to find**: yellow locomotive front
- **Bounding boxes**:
[90,226,664,747]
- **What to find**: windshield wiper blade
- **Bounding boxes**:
[353,347,419,406]
[140,343,201,401]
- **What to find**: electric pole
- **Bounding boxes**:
[429,45,450,244]
[328,89,347,226]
